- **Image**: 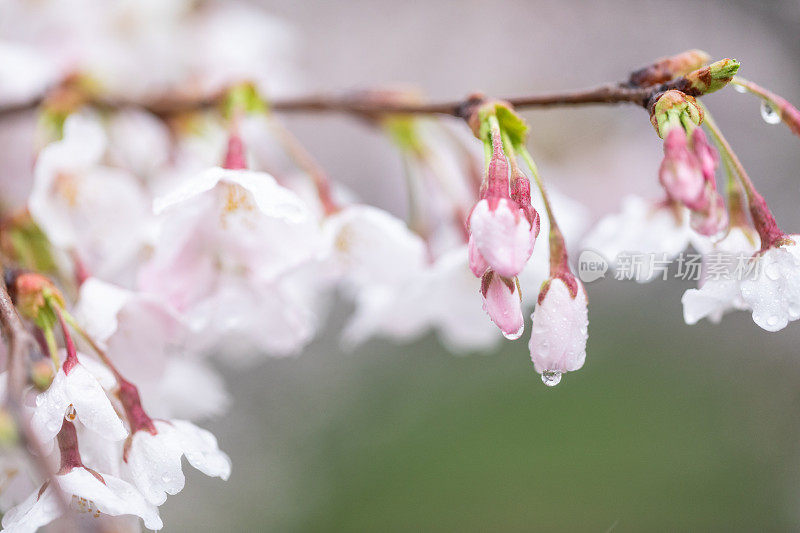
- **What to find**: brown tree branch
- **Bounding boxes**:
[0,82,659,122]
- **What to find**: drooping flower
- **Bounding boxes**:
[467,129,537,279]
[31,350,127,445]
[659,128,706,210]
[2,421,162,532]
[651,90,728,238]
[139,162,323,358]
[124,418,231,506]
[140,165,319,308]
[115,379,230,506]
[479,270,524,340]
[529,276,588,387]
[581,195,696,282]
[682,226,760,325]
[739,235,800,332]
[74,277,228,419]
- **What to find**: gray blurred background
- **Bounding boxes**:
[163,0,800,530]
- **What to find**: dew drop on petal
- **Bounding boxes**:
[767,315,779,328]
[65,405,77,422]
[541,370,562,387]
[760,101,781,125]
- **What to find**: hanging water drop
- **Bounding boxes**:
[760,101,781,125]
[64,405,77,421]
[541,370,561,387]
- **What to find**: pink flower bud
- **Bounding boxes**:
[480,128,510,202]
[529,277,588,386]
[468,234,489,277]
[469,198,536,278]
[690,128,718,183]
[480,270,524,340]
[690,190,728,237]
[659,128,706,209]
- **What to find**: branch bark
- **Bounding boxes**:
[0,82,657,121]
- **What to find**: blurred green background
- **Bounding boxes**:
[164,0,800,530]
[166,281,800,531]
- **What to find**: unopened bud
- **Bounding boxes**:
[12,272,64,326]
[0,210,57,274]
[690,190,728,237]
[221,82,266,120]
[31,360,55,391]
[480,270,524,340]
[678,59,740,96]
[649,90,703,138]
[467,99,528,145]
[0,409,17,448]
[629,49,711,86]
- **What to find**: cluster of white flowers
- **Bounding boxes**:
[0,2,596,528]
[0,101,593,533]
[583,85,800,334]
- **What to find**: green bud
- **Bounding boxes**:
[221,83,267,119]
[31,360,55,391]
[472,100,528,145]
[649,90,703,138]
[680,59,740,96]
[0,409,18,448]
[0,212,58,274]
[13,273,64,333]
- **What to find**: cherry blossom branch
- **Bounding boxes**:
[0,82,661,122]
[0,278,79,531]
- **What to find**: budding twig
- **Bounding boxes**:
[0,277,78,531]
[0,82,658,122]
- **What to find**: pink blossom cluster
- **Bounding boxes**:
[1,5,800,531]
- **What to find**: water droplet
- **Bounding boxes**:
[760,101,781,125]
[161,473,172,483]
[64,405,76,421]
[767,315,780,327]
[502,324,524,340]
[733,84,747,94]
[541,371,562,387]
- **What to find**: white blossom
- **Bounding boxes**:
[125,420,230,506]
[31,355,127,445]
[682,227,760,325]
[1,467,162,532]
[582,195,696,282]
[529,278,588,385]
[739,235,800,332]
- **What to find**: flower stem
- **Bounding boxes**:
[700,104,787,249]
[515,144,568,274]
